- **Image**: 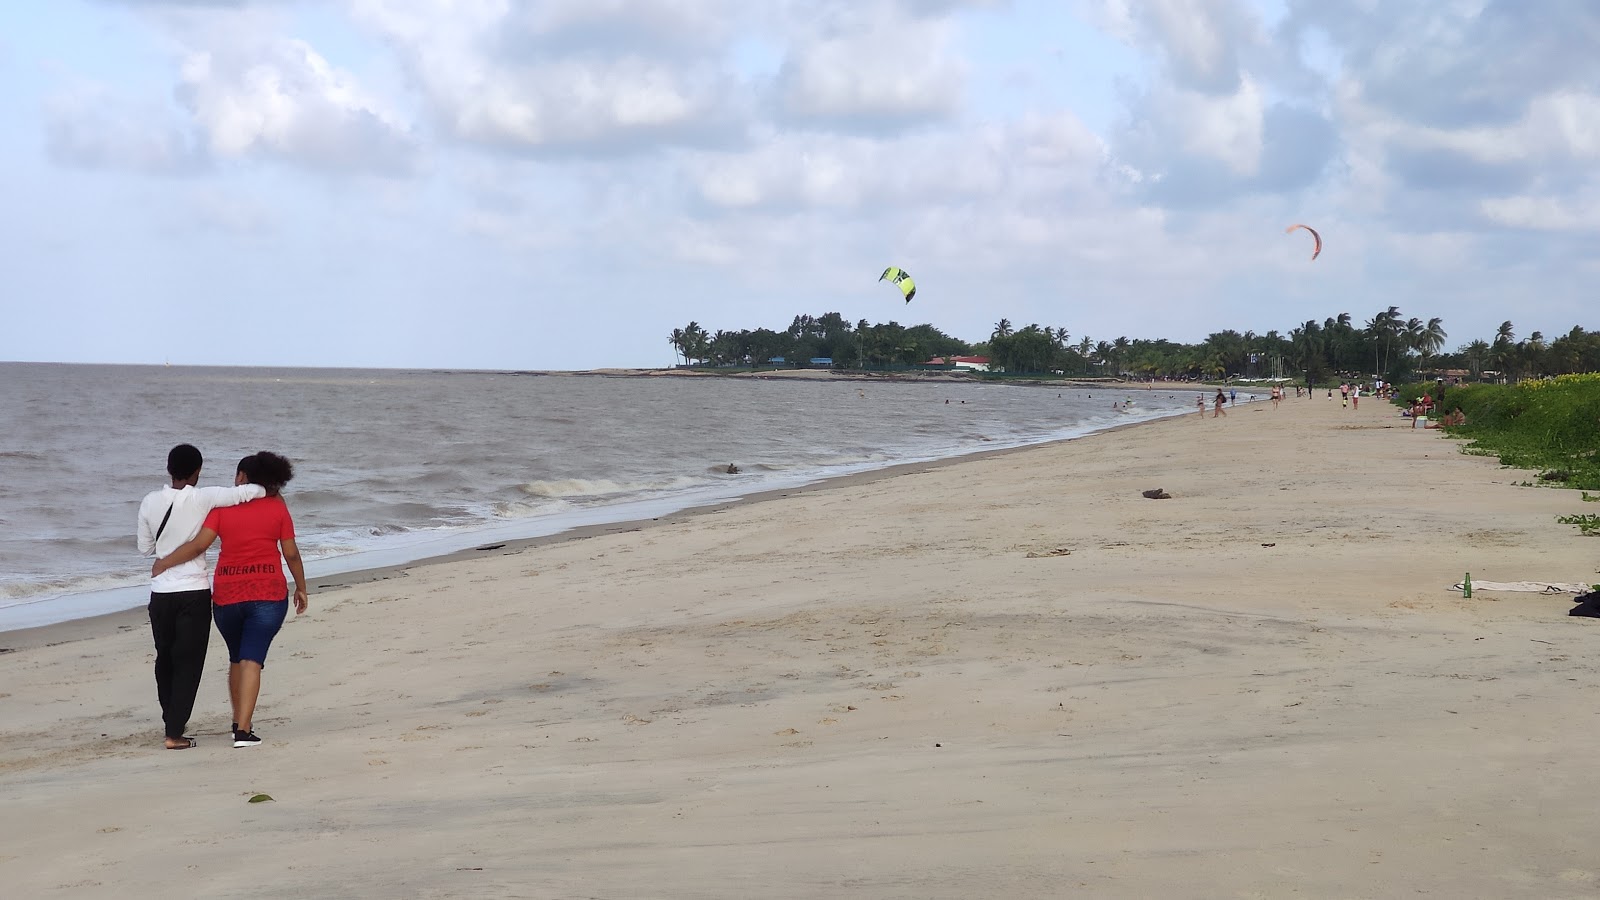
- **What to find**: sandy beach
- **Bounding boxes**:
[4,394,1598,898]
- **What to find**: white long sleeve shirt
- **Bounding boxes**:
[137,483,266,593]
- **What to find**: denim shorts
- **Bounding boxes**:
[212,599,288,667]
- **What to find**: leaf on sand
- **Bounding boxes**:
[248,793,274,804]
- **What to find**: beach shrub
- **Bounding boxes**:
[1555,514,1600,536]
[1397,374,1600,490]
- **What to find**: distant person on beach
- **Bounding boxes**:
[1213,390,1227,418]
[154,452,307,749]
[137,443,264,750]
[1196,394,1205,417]
[1352,386,1360,410]
[1229,389,1236,406]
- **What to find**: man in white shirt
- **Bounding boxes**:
[137,444,264,750]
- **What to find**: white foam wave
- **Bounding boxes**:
[0,571,145,608]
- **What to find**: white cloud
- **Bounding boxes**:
[1171,75,1263,175]
[351,0,747,154]
[43,85,203,174]
[442,57,739,152]
[773,15,966,128]
[500,0,748,54]
[1480,193,1600,232]
[1406,91,1600,165]
[176,38,417,173]
[688,111,1103,213]
[1083,0,1260,93]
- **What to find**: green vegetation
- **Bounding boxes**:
[1397,373,1600,492]
[1556,514,1600,536]
[671,309,1600,383]
[669,315,970,369]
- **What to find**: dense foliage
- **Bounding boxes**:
[668,314,970,369]
[1405,373,1600,490]
[670,311,1600,386]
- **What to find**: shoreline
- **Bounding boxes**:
[0,404,1204,651]
[8,394,1598,897]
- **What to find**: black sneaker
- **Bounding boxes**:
[233,730,262,748]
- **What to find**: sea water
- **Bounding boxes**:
[0,363,1208,630]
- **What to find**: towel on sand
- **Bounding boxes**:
[1451,581,1595,595]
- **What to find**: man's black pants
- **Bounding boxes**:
[148,589,211,740]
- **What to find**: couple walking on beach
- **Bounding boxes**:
[137,444,307,750]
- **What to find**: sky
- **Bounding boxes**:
[2,0,1597,369]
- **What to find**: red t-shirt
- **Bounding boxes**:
[204,496,295,605]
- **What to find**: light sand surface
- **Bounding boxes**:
[4,395,1599,899]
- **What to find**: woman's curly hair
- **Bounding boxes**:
[237,451,295,495]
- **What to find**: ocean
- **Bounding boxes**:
[0,363,1208,631]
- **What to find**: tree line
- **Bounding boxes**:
[670,308,1600,384]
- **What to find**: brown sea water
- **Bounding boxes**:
[0,363,1205,629]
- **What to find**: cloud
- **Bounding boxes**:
[43,85,204,174]
[432,56,744,155]
[351,0,749,156]
[687,111,1104,213]
[174,38,418,174]
[1286,0,1600,130]
[95,1,260,6]
[1480,192,1600,232]
[1084,0,1262,94]
[772,16,967,130]
[495,0,749,58]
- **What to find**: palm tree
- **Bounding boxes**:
[992,319,1014,340]
[1365,305,1403,374]
[669,328,687,366]
[1463,339,1490,380]
[1491,321,1515,381]
[679,321,709,365]
[1421,317,1448,356]
[1522,330,1548,378]
[1411,317,1447,373]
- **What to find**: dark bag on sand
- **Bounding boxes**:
[1568,592,1600,618]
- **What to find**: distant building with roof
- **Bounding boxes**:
[923,356,992,372]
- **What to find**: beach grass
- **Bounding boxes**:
[1397,373,1600,490]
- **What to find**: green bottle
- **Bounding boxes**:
[1464,572,1472,599]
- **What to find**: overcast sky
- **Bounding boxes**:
[2,0,1596,369]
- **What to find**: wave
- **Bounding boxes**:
[515,475,704,500]
[0,571,144,606]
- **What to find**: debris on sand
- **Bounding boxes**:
[1142,488,1172,499]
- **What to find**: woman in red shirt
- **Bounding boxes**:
[155,451,308,748]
